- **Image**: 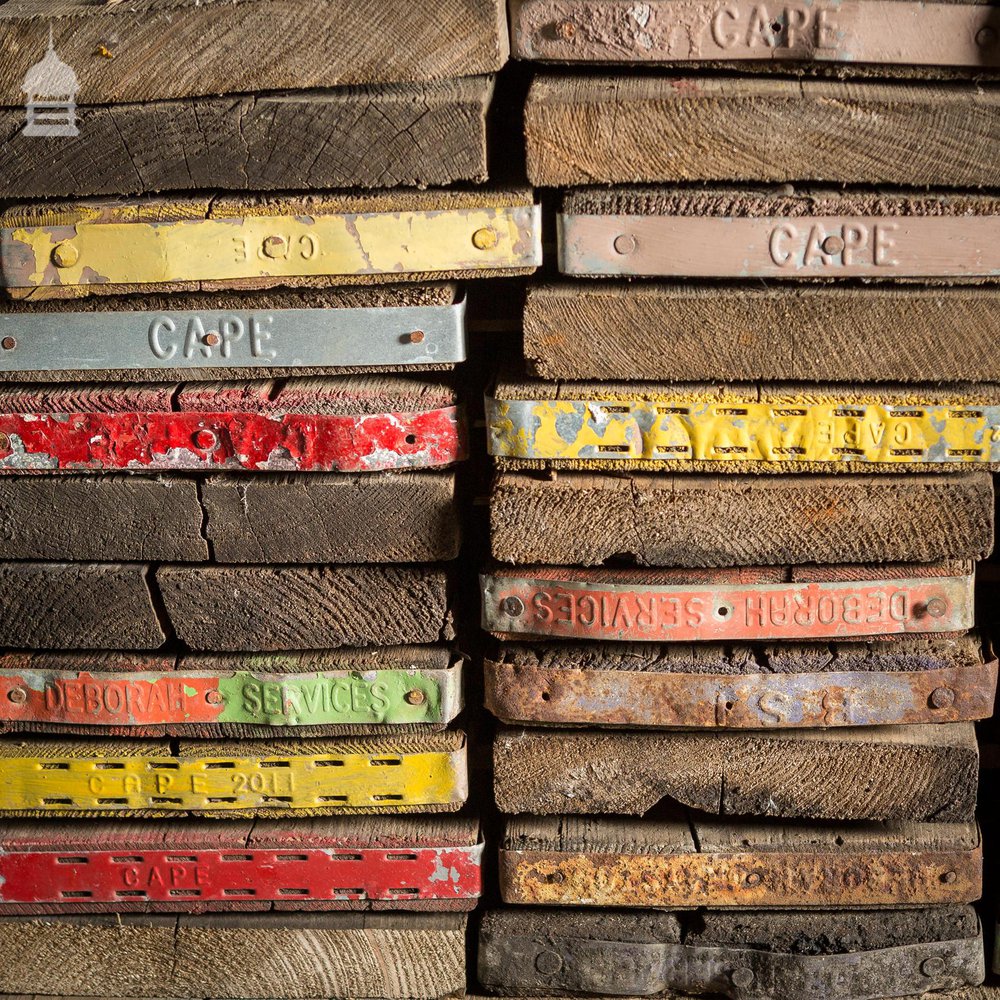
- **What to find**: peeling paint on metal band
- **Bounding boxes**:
[0,206,543,290]
[500,843,982,907]
[486,395,1000,466]
[0,749,468,814]
[0,300,467,372]
[0,665,463,728]
[0,841,484,906]
[511,0,1000,68]
[484,659,998,728]
[0,406,466,473]
[480,929,986,999]
[480,572,975,641]
[559,214,1000,278]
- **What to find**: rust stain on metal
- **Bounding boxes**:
[501,844,983,908]
[484,658,998,728]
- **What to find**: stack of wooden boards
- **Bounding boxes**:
[0,1,540,997]
[480,3,1000,998]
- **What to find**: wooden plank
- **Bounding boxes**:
[0,78,492,200]
[0,0,507,103]
[0,377,465,474]
[0,563,165,650]
[488,380,1000,473]
[510,0,1000,70]
[0,563,450,651]
[0,913,467,998]
[526,75,1000,187]
[0,733,468,817]
[490,471,994,567]
[202,472,461,563]
[499,815,981,907]
[0,472,460,563]
[523,283,1000,383]
[559,188,1000,279]
[0,284,464,382]
[157,565,452,652]
[485,634,999,728]
[479,907,985,998]
[493,723,979,820]
[0,816,481,913]
[482,562,976,643]
[0,647,463,737]
[0,191,540,300]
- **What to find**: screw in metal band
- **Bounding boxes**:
[925,597,947,618]
[534,950,564,975]
[613,234,638,255]
[977,26,997,46]
[929,687,955,709]
[939,870,958,884]
[407,330,426,344]
[192,429,218,451]
[405,689,426,706]
[501,596,525,618]
[555,18,577,39]
[203,332,221,347]
[472,227,499,251]
[205,690,224,706]
[744,871,763,887]
[6,688,27,704]
[51,242,80,268]
[731,968,755,989]
[921,957,946,977]
[822,235,845,255]
[1,337,15,351]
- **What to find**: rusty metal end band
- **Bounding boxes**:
[0,665,463,729]
[0,750,468,813]
[485,660,998,728]
[486,395,1000,466]
[558,214,1000,279]
[0,300,466,372]
[512,0,1000,68]
[480,573,975,642]
[1,206,543,289]
[480,927,986,999]
[501,845,982,907]
[0,840,485,905]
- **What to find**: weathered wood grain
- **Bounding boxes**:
[0,913,467,998]
[499,815,981,907]
[0,472,460,563]
[202,472,461,564]
[0,283,461,383]
[493,724,979,821]
[523,283,1000,383]
[0,563,165,650]
[0,477,207,562]
[0,78,492,199]
[489,471,994,566]
[526,75,1000,186]
[0,0,507,103]
[156,565,452,651]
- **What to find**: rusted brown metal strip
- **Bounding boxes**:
[485,653,998,728]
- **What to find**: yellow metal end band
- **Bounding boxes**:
[1,206,542,289]
[487,396,1000,465]
[0,752,466,812]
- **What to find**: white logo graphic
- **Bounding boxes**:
[22,28,79,137]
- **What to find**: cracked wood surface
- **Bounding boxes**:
[0,0,507,103]
[493,724,979,821]
[0,78,493,199]
[0,913,468,998]
[0,563,452,651]
[526,75,1000,187]
[489,471,994,566]
[523,283,1000,383]
[0,472,460,563]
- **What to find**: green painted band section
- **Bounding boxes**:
[214,669,445,726]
